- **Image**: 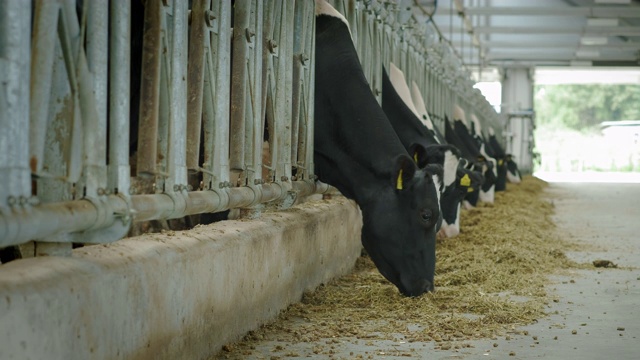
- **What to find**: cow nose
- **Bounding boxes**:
[401,278,433,297]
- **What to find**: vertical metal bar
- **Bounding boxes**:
[108,0,131,195]
[272,0,292,184]
[306,4,316,179]
[29,0,60,175]
[0,0,32,210]
[136,0,162,177]
[167,0,189,190]
[186,0,211,171]
[229,0,251,172]
[294,0,305,173]
[202,0,231,188]
[84,0,109,197]
[247,0,264,186]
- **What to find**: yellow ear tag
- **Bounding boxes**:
[413,152,419,163]
[460,173,471,187]
[498,159,504,166]
[396,169,404,190]
[467,187,474,193]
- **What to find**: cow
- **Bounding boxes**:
[444,115,497,207]
[485,127,522,186]
[314,0,442,296]
[381,64,482,238]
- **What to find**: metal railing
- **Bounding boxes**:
[0,0,500,255]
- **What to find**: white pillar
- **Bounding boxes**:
[500,67,535,174]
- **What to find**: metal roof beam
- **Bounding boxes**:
[485,52,638,61]
[452,40,640,50]
[469,26,640,36]
[458,6,640,18]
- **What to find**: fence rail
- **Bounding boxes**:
[0,0,500,253]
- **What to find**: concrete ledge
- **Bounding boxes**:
[0,197,362,360]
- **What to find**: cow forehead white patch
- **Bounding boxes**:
[432,174,442,207]
[443,150,458,187]
[315,0,350,29]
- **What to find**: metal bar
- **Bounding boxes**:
[292,0,315,178]
[82,0,110,197]
[0,181,333,247]
[468,26,640,36]
[166,0,189,191]
[273,0,293,185]
[301,1,316,179]
[202,0,232,189]
[451,6,640,17]
[0,0,32,209]
[246,0,264,188]
[29,0,60,176]
[186,0,211,171]
[136,0,163,177]
[229,0,252,172]
[108,0,131,195]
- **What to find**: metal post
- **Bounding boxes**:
[84,0,109,197]
[202,0,232,189]
[29,0,60,176]
[186,0,212,172]
[136,0,163,178]
[166,0,189,192]
[229,0,252,172]
[0,0,32,209]
[108,0,131,196]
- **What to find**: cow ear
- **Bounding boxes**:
[408,143,429,168]
[392,155,417,191]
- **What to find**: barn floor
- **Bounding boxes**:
[214,177,640,359]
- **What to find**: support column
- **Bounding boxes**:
[500,67,535,174]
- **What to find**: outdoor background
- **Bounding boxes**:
[476,68,640,173]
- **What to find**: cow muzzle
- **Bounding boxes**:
[399,278,433,297]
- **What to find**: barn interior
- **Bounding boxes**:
[1,1,639,359]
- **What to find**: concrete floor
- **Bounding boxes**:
[216,179,640,359]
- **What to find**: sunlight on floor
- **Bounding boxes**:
[534,171,640,184]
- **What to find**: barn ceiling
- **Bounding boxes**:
[412,0,640,68]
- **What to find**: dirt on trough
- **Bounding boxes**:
[212,176,588,359]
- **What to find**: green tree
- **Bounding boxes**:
[535,84,640,130]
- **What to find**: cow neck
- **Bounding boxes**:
[381,67,438,150]
[314,15,410,204]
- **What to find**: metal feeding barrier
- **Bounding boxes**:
[0,0,499,257]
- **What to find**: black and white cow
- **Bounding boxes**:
[381,64,482,238]
[444,115,496,207]
[485,127,522,187]
[314,0,442,296]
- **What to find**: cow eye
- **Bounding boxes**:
[420,210,432,222]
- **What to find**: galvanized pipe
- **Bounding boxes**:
[245,0,264,188]
[167,0,189,190]
[29,0,60,175]
[0,0,32,208]
[292,0,315,177]
[186,0,211,171]
[76,0,109,197]
[273,0,293,184]
[229,0,252,172]
[0,181,332,247]
[202,0,231,189]
[136,0,163,177]
[108,0,131,195]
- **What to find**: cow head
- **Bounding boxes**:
[505,154,522,183]
[439,166,484,237]
[360,153,442,297]
[494,156,508,191]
